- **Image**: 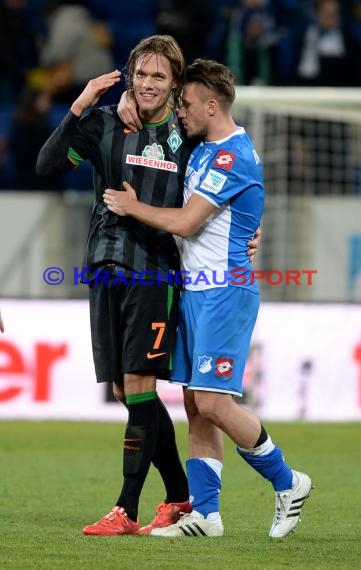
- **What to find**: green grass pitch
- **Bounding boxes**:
[1,421,360,570]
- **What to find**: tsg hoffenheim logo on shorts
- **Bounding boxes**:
[198,355,213,374]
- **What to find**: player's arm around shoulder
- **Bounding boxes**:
[117,90,142,132]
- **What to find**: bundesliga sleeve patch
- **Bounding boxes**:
[213,150,236,171]
[200,169,227,195]
[215,357,233,378]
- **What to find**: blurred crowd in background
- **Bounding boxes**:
[1,0,361,191]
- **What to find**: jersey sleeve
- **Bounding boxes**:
[193,146,263,207]
[68,109,104,167]
[36,111,81,179]
[36,108,103,179]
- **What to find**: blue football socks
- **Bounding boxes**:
[237,438,293,491]
[186,458,222,516]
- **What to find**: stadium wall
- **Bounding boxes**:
[0,299,360,422]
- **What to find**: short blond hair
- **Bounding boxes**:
[186,59,236,107]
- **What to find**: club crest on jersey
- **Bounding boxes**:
[126,142,178,172]
[167,130,182,152]
[198,355,213,374]
[200,169,227,195]
[213,150,236,171]
[215,358,233,378]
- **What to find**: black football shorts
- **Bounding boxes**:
[89,278,179,383]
